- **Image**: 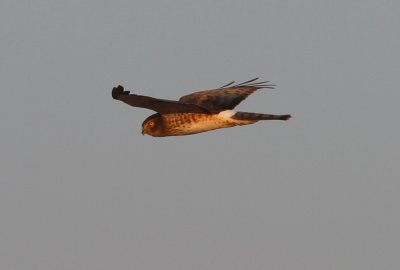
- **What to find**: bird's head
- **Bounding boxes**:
[142,113,164,137]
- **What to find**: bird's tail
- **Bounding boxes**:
[232,111,291,121]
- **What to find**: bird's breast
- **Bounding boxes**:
[160,113,236,136]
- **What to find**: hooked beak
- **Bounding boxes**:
[141,129,145,135]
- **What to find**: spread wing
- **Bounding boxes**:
[178,78,274,113]
[112,85,210,114]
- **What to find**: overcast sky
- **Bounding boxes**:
[1,1,400,269]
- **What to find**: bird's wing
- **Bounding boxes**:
[178,78,274,113]
[112,85,210,114]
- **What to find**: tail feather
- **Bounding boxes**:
[232,111,291,121]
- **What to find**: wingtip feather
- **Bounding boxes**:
[112,85,129,99]
[220,78,276,89]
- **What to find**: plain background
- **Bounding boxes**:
[1,1,399,269]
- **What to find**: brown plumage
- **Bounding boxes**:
[112,78,291,137]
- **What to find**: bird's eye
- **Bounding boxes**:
[149,121,155,127]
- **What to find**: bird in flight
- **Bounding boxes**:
[112,78,291,137]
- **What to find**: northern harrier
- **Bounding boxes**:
[112,78,291,137]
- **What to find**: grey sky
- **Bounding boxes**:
[1,0,400,269]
